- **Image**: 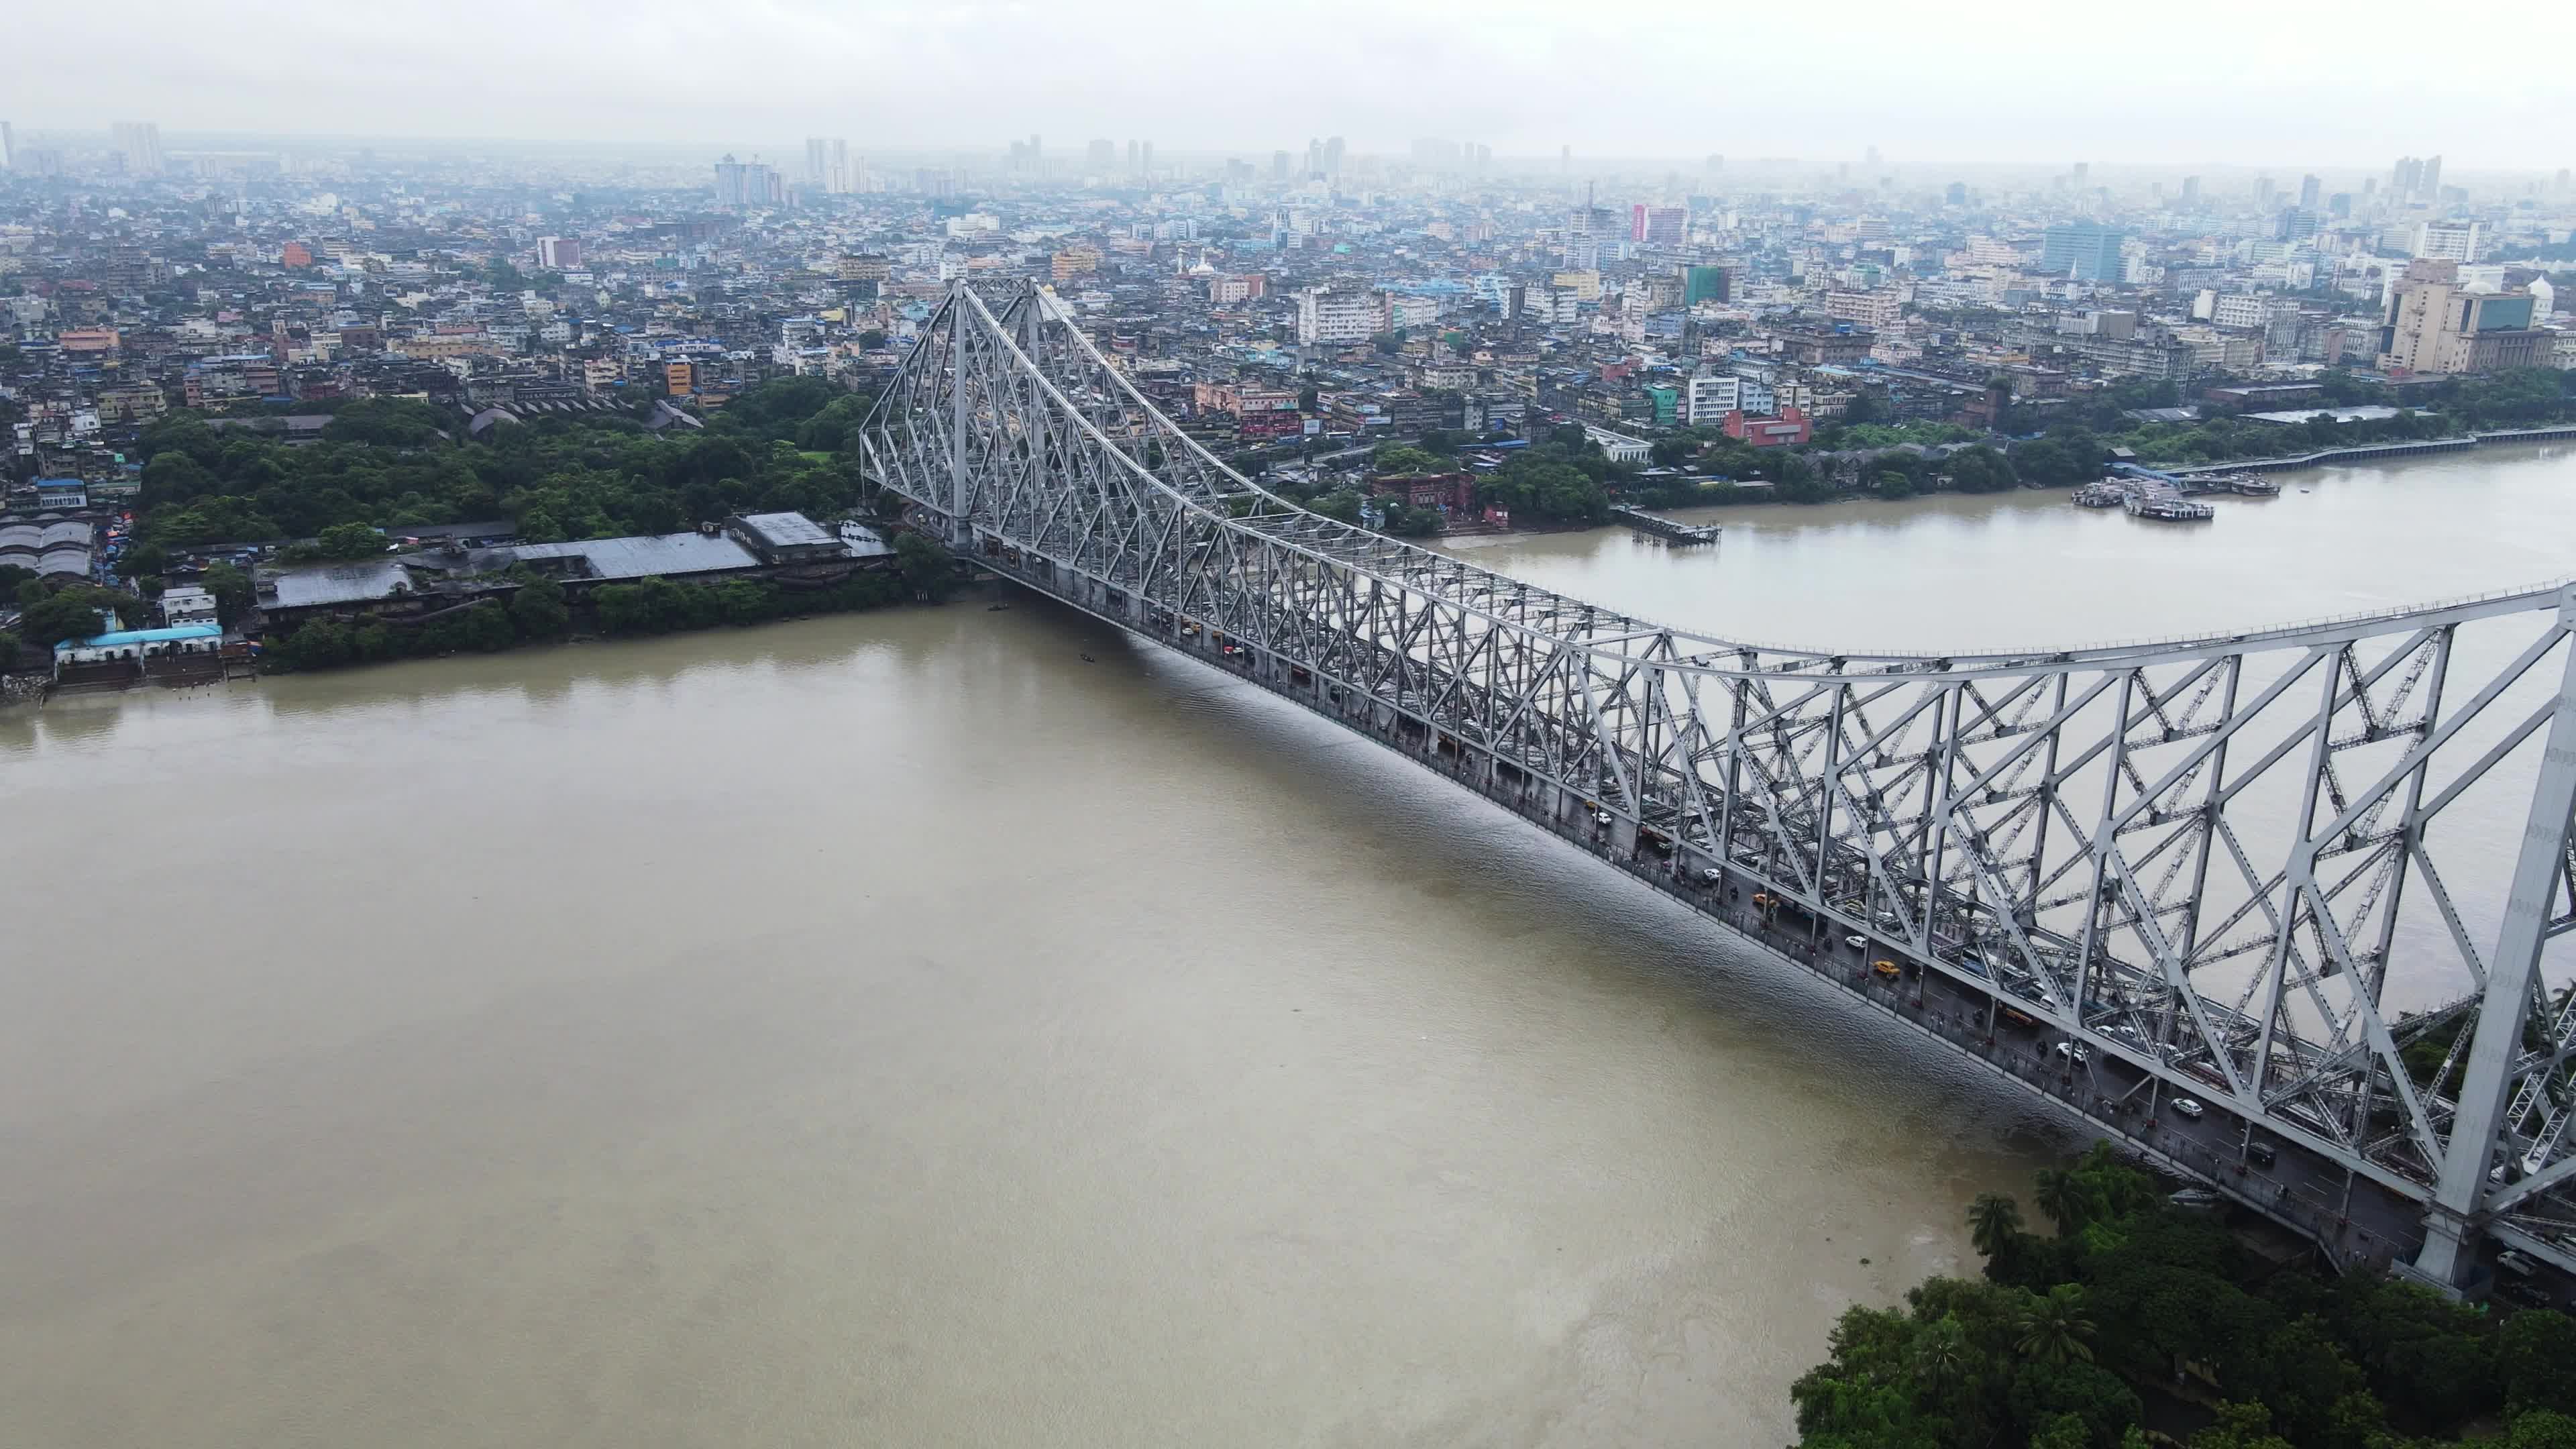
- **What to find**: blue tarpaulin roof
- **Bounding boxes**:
[56,624,221,654]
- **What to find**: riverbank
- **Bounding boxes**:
[1438,430,2576,549]
[0,549,960,704]
[1790,1145,2575,1448]
[1438,441,2576,667]
[2165,423,2576,476]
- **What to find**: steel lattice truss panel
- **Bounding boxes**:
[863,281,2576,1267]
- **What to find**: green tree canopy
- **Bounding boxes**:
[507,573,570,639]
[199,561,256,627]
[17,584,154,645]
[894,533,955,601]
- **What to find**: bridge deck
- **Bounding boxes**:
[863,279,2576,1297]
[986,554,2440,1277]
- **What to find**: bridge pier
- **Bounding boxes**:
[2397,1210,2479,1296]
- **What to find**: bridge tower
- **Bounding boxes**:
[2411,585,2576,1289]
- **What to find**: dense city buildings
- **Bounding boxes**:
[0,126,2570,647]
[2039,219,2126,281]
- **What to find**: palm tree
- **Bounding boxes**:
[1911,1314,1973,1393]
[1968,1192,2024,1261]
[2014,1283,2098,1365]
[2033,1167,2090,1236]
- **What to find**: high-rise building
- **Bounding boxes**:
[801,138,853,194]
[2420,154,2443,197]
[2180,175,2200,205]
[793,140,855,195]
[537,236,582,270]
[111,121,164,176]
[1304,138,1324,177]
[2298,174,2322,211]
[2380,258,2544,374]
[1682,264,1731,305]
[1271,150,1289,180]
[1140,141,1153,176]
[1323,136,1344,176]
[1684,373,1741,425]
[1089,139,1116,172]
[2412,219,2483,263]
[2072,160,2089,184]
[1295,286,1378,345]
[1945,181,1967,206]
[1562,196,1616,268]
[2039,221,2125,281]
[0,121,11,172]
[2254,176,2276,211]
[712,154,782,208]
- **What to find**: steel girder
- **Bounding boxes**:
[862,281,2576,1280]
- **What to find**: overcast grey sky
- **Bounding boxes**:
[14,0,2571,170]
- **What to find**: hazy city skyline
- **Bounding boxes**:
[8,0,2569,170]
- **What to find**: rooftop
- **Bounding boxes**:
[731,511,836,549]
[506,531,758,580]
[56,624,222,653]
[2246,406,2403,425]
[262,557,415,610]
[835,522,894,559]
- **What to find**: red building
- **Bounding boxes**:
[1237,412,1304,440]
[281,241,313,268]
[1720,405,1811,447]
[1371,470,1478,512]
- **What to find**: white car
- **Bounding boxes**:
[2499,1249,2540,1279]
[2170,1097,2206,1120]
[1699,867,1722,884]
[1591,810,1613,826]
[1845,934,1868,949]
[2053,1040,2089,1064]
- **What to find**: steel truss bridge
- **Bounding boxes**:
[861,280,2576,1290]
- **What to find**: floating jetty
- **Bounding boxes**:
[2125,493,2215,521]
[1611,504,1721,545]
[2075,465,2216,521]
[2175,471,2280,497]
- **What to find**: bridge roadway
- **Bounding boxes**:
[866,280,2576,1301]
[969,546,2551,1299]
